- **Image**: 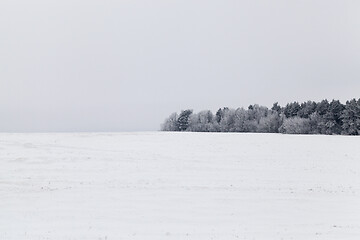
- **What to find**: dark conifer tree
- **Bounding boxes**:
[298,101,317,118]
[177,109,193,131]
[341,99,360,135]
[271,102,282,114]
[323,100,345,134]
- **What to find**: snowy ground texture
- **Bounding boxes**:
[1,132,360,240]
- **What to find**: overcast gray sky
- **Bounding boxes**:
[1,0,359,132]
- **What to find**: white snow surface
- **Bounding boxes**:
[1,132,360,240]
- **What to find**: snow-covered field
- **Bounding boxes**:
[1,132,360,240]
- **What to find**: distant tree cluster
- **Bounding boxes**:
[161,98,360,135]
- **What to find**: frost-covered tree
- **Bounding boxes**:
[188,110,218,132]
[219,108,236,132]
[279,116,311,134]
[215,107,228,123]
[244,105,269,132]
[233,108,247,132]
[160,112,178,131]
[258,111,282,133]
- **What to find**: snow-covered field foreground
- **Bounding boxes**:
[1,132,360,240]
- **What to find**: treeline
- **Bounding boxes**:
[161,98,360,135]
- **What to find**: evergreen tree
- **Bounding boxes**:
[177,109,193,131]
[283,102,301,118]
[271,102,282,113]
[316,99,330,116]
[323,100,344,134]
[298,101,317,118]
[341,99,360,135]
[215,107,228,123]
